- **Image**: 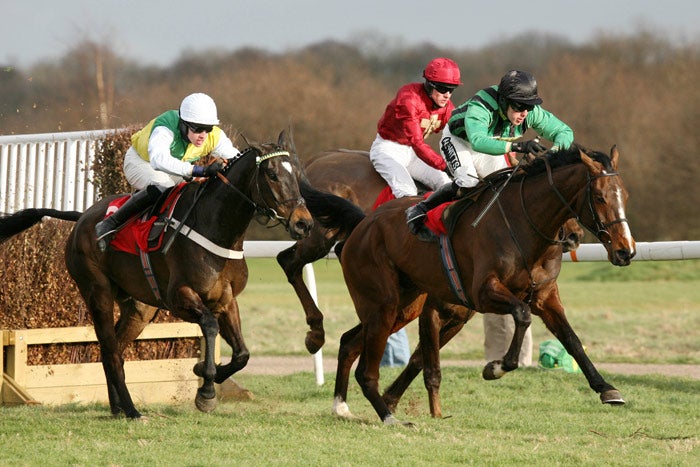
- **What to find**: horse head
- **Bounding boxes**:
[249,129,313,240]
[578,146,636,266]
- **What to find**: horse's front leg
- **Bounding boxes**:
[535,288,625,405]
[276,237,331,354]
[172,285,220,413]
[479,278,531,380]
[213,295,250,383]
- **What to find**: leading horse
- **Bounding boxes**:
[301,144,635,425]
[277,149,584,354]
[0,129,313,419]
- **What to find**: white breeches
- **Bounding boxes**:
[440,127,512,188]
[123,146,184,191]
[369,134,451,198]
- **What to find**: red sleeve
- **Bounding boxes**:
[384,86,448,170]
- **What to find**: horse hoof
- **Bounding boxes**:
[304,331,325,354]
[195,393,218,413]
[482,361,506,380]
[383,414,415,428]
[332,396,355,419]
[600,389,625,405]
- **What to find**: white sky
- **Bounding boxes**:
[4,0,699,68]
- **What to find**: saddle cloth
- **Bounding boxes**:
[372,186,451,236]
[106,184,186,255]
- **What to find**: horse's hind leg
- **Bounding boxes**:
[115,298,158,353]
[383,303,473,418]
[276,235,333,354]
[88,287,142,419]
[332,323,363,419]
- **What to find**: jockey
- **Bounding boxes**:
[369,57,462,199]
[406,69,574,238]
[405,70,575,368]
[95,93,241,251]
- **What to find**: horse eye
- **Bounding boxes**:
[594,195,605,204]
[266,169,278,181]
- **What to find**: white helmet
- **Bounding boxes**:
[179,93,220,125]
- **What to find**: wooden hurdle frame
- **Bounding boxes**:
[1,322,219,406]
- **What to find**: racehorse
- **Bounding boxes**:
[277,149,584,354]
[0,129,313,419]
[300,144,635,425]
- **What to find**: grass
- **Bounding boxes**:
[1,258,698,465]
[235,257,700,365]
[1,368,698,465]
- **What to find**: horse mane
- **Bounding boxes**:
[513,143,613,180]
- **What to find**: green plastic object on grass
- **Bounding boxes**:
[538,339,582,374]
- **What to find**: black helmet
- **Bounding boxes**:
[498,70,543,106]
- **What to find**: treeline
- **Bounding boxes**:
[1,30,698,241]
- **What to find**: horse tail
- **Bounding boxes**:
[0,208,82,244]
[300,181,365,236]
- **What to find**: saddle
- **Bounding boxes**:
[109,184,186,255]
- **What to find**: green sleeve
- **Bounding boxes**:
[526,107,574,151]
[464,102,510,155]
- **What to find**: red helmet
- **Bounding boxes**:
[423,58,462,86]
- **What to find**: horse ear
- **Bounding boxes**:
[609,145,619,170]
[579,148,604,174]
[277,126,297,154]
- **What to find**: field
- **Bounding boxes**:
[1,258,699,465]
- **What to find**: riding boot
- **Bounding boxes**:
[95,188,158,251]
[406,181,459,241]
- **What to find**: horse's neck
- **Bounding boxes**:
[182,159,258,248]
[520,163,589,239]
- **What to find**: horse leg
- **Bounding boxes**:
[115,298,158,353]
[479,278,532,380]
[90,290,142,419]
[535,290,624,405]
[383,304,472,417]
[209,297,250,383]
[332,323,363,419]
[354,317,411,426]
[170,286,220,413]
[276,235,332,354]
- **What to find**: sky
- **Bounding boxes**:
[3,0,699,68]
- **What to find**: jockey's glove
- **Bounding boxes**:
[192,160,225,178]
[511,140,547,156]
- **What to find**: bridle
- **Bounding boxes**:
[215,147,306,232]
[492,153,629,301]
[519,155,629,246]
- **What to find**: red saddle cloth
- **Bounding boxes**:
[372,186,450,236]
[106,185,185,255]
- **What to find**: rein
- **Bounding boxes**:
[214,149,301,229]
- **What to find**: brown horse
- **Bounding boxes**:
[0,129,313,419]
[301,144,635,425]
[277,149,584,354]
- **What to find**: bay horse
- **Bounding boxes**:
[301,144,635,425]
[277,149,584,354]
[0,129,313,419]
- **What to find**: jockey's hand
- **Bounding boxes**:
[192,160,225,178]
[511,139,547,156]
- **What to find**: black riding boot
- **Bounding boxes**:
[406,181,459,241]
[95,188,157,251]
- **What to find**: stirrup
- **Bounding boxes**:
[96,230,116,252]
